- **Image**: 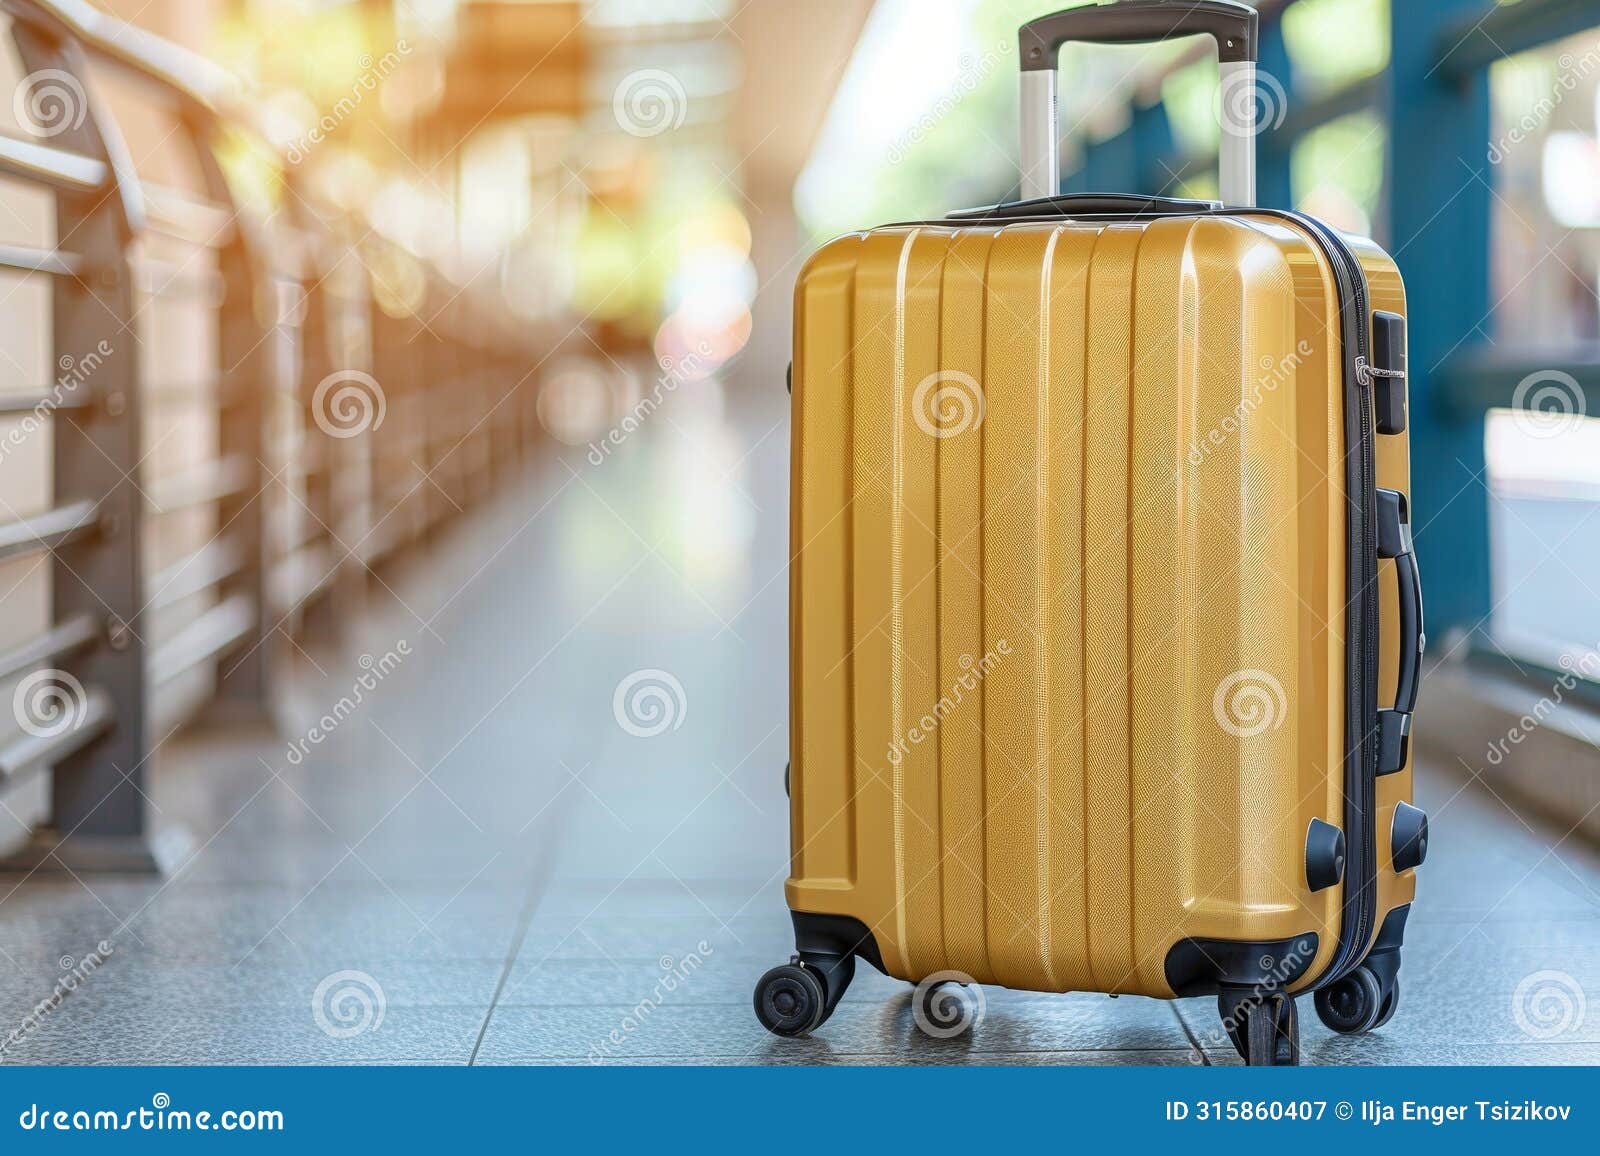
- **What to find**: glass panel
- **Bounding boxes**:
[1281,0,1390,97]
[1488,28,1600,344]
[1162,58,1220,160]
[1291,108,1385,237]
[1174,172,1221,202]
[1486,408,1600,670]
[795,0,1019,238]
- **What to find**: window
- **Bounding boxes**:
[1486,408,1600,668]
[1291,109,1385,238]
[1280,0,1390,98]
[1488,28,1600,345]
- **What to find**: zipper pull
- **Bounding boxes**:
[1355,355,1405,387]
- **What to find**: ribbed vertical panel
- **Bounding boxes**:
[793,238,861,888]
[1127,219,1194,993]
[935,228,995,979]
[980,225,1058,989]
[894,231,946,978]
[850,231,913,971]
[1042,226,1097,987]
[1029,227,1063,991]
[1164,218,1303,964]
[1225,234,1302,921]
[1081,225,1143,991]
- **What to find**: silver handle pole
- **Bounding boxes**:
[1019,69,1059,201]
[1217,60,1257,207]
[1016,28,1259,207]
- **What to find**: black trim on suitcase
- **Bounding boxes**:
[1164,932,1319,999]
[791,910,886,974]
[785,911,883,1025]
[1355,902,1409,1005]
[948,192,1221,220]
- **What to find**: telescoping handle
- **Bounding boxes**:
[1017,0,1261,205]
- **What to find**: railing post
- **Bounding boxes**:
[200,148,276,718]
[466,331,493,505]
[3,30,155,871]
[367,286,427,560]
[424,320,456,533]
[489,338,517,486]
[294,258,342,641]
[328,253,377,577]
[292,240,377,637]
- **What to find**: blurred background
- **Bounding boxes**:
[0,0,1598,1065]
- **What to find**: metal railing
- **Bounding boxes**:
[0,0,551,871]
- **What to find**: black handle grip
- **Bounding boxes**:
[947,191,1221,221]
[1020,1,1259,71]
[1393,552,1422,714]
[1376,489,1423,775]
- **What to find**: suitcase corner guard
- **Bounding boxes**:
[1164,932,1320,998]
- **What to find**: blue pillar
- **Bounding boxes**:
[1257,14,1294,210]
[1130,100,1176,195]
[1386,0,1494,637]
[1068,102,1173,197]
[1085,126,1138,193]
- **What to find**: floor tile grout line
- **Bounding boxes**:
[467,794,576,1066]
[1169,1003,1211,1066]
[466,885,544,1067]
[484,1048,1213,1064]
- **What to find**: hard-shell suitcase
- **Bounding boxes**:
[757,1,1426,1065]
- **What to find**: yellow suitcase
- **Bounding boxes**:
[755,1,1426,1065]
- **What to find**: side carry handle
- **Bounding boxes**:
[1018,0,1260,204]
[1375,489,1423,775]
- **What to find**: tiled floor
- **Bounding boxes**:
[1,377,1598,1066]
